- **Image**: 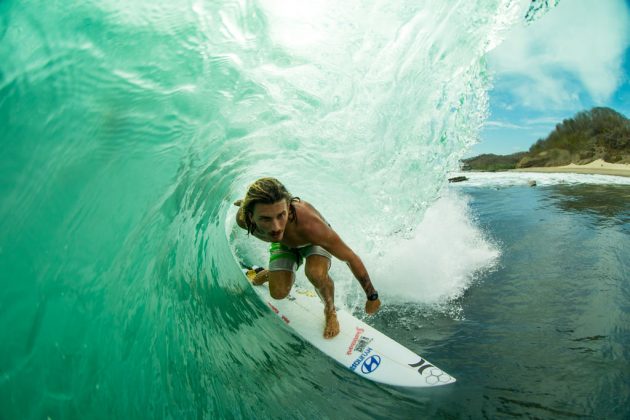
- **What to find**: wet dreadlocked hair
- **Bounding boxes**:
[236,177,299,235]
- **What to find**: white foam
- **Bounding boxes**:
[448,171,630,187]
[373,191,500,305]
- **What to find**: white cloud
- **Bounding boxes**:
[523,116,565,125]
[488,0,630,110]
[485,120,527,129]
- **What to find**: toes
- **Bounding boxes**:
[324,328,339,339]
[323,319,340,339]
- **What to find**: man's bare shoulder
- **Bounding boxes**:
[293,201,333,240]
[295,201,326,225]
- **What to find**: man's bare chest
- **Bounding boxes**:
[279,226,311,248]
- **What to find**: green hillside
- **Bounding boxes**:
[461,152,527,171]
[463,107,630,171]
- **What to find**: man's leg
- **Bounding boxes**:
[304,255,340,339]
[253,269,295,300]
[254,243,299,299]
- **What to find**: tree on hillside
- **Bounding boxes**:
[526,107,630,164]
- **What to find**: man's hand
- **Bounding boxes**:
[365,298,381,315]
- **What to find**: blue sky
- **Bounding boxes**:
[468,0,630,157]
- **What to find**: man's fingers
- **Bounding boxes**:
[365,298,381,315]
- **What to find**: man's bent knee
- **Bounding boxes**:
[269,284,291,300]
[268,271,294,300]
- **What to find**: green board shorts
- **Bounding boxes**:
[268,242,332,273]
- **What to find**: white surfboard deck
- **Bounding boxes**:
[242,267,455,387]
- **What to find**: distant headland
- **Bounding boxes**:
[462,107,630,177]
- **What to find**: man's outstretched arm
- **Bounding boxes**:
[315,227,381,314]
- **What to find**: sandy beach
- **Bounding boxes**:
[511,159,630,178]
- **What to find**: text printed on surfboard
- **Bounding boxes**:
[349,347,382,374]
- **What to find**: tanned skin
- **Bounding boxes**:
[235,199,381,339]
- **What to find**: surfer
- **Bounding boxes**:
[234,177,381,339]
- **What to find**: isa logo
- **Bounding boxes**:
[361,355,382,374]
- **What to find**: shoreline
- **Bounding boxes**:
[509,159,630,178]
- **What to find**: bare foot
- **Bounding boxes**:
[246,269,268,285]
[252,269,269,285]
[365,298,381,315]
[323,310,340,339]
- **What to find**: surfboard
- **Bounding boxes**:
[242,266,456,387]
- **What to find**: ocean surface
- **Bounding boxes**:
[2,0,629,419]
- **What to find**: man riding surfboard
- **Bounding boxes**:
[234,177,381,339]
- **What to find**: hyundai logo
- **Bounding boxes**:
[361,355,382,374]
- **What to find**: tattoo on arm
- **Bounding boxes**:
[358,275,376,296]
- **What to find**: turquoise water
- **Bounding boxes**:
[3,0,629,418]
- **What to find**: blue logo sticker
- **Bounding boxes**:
[361,355,382,374]
[350,347,372,371]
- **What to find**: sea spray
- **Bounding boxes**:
[374,191,500,305]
